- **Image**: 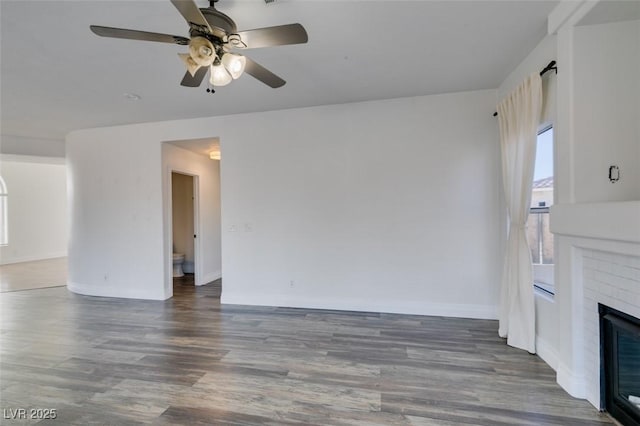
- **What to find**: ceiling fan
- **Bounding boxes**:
[90,0,308,90]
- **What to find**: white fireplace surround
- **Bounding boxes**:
[551,201,640,409]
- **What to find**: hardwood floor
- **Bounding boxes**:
[0,280,612,425]
[0,257,67,292]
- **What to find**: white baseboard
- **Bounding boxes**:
[198,270,221,286]
[220,292,498,320]
[67,281,168,300]
[535,335,559,371]
[556,362,587,400]
[0,252,67,266]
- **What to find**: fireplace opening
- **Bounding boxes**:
[599,303,640,426]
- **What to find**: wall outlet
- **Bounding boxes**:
[289,280,295,288]
[229,225,236,232]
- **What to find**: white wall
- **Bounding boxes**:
[497,33,559,369]
[66,127,167,299]
[66,89,502,318]
[171,172,195,271]
[220,90,501,318]
[163,143,221,295]
[572,19,640,203]
[0,155,68,264]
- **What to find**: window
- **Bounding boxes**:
[529,126,554,295]
[0,176,7,246]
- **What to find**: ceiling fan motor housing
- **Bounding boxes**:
[200,8,237,40]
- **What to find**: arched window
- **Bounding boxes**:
[0,176,7,246]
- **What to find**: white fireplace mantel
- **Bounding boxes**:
[551,201,640,245]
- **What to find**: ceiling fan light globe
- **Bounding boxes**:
[178,53,201,77]
[199,45,213,57]
[189,36,216,67]
[210,64,232,86]
[221,53,246,79]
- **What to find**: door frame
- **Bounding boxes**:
[167,169,201,291]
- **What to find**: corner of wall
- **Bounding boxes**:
[556,362,588,400]
[548,0,598,35]
[536,335,560,371]
[200,270,221,286]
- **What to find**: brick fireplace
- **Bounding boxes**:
[583,249,640,407]
[551,201,640,416]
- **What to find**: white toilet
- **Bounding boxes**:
[172,253,185,277]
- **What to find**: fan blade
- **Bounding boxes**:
[170,0,213,33]
[244,57,285,88]
[233,24,308,49]
[180,66,208,87]
[90,25,189,45]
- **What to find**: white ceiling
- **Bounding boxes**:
[578,0,640,26]
[167,137,220,158]
[1,0,558,141]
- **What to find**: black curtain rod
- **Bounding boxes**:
[539,60,557,76]
[493,60,557,117]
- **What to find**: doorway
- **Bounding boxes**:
[171,172,197,286]
[162,138,222,299]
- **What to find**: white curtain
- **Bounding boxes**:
[497,73,543,353]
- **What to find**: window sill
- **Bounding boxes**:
[534,281,555,301]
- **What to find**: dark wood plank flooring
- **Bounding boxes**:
[0,279,612,425]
